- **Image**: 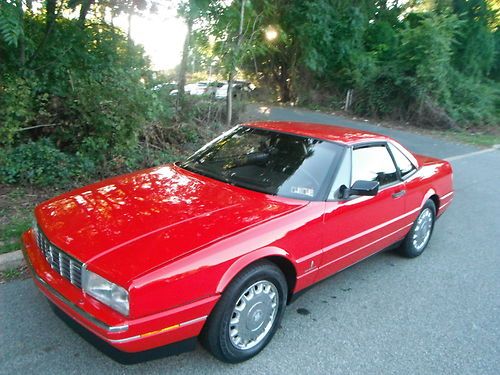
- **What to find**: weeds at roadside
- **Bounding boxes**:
[0,265,29,284]
[438,130,500,147]
[0,186,55,255]
[0,215,31,254]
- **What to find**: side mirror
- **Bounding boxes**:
[341,180,380,198]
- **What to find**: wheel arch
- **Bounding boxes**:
[265,255,297,303]
[216,247,297,302]
[421,188,440,214]
[428,194,440,214]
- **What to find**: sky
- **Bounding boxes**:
[114,5,187,71]
[29,0,187,71]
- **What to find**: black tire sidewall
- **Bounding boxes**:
[402,200,436,257]
[202,261,287,363]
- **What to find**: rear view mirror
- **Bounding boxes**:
[347,180,379,197]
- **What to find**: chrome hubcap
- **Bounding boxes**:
[412,208,433,251]
[229,280,279,350]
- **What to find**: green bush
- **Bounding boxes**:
[0,15,152,155]
[0,137,180,187]
[0,139,82,186]
[0,14,186,187]
[348,11,499,128]
[446,73,499,126]
[0,75,36,145]
[268,2,498,128]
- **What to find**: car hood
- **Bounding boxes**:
[35,164,306,282]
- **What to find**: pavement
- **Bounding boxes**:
[0,250,23,272]
[1,105,499,375]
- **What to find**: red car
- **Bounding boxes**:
[22,121,453,363]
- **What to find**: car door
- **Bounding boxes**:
[318,142,409,281]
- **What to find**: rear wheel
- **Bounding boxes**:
[399,200,436,258]
[200,261,287,363]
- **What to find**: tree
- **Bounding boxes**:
[0,0,25,66]
[448,0,497,77]
[176,0,210,100]
[226,0,246,126]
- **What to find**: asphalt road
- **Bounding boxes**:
[1,106,499,375]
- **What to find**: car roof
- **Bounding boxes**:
[243,121,389,146]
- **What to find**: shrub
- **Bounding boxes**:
[446,72,499,127]
[0,139,80,186]
[0,14,245,189]
[0,75,35,145]
[1,15,152,156]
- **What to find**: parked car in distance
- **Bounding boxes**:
[22,122,453,363]
[152,82,177,94]
[215,80,255,99]
[188,81,213,96]
[206,81,225,96]
[170,81,225,96]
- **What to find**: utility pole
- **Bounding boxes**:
[226,0,246,127]
[178,15,193,101]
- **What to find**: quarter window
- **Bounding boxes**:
[352,145,398,186]
[388,142,416,178]
[328,150,351,200]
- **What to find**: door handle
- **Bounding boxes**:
[392,190,406,199]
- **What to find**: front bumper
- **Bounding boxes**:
[22,230,219,353]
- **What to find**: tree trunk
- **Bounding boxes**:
[127,11,133,40]
[226,70,234,126]
[280,82,291,102]
[226,0,246,127]
[79,0,94,26]
[17,0,25,66]
[177,16,193,100]
[45,0,57,32]
[278,64,291,102]
[27,0,59,65]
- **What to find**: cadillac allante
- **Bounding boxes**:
[22,121,454,363]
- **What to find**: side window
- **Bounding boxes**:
[388,142,416,178]
[352,145,398,186]
[328,149,351,200]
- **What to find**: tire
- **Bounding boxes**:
[200,261,288,363]
[399,199,436,258]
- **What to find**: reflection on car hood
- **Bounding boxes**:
[35,164,306,276]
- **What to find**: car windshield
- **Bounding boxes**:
[180,126,344,200]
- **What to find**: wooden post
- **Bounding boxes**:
[345,89,353,112]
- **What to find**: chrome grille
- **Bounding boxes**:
[35,229,83,288]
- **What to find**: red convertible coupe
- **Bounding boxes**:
[22,121,453,363]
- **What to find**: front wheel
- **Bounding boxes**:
[399,200,436,258]
[200,261,287,363]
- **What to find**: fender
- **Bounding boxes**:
[420,188,437,210]
[216,246,296,294]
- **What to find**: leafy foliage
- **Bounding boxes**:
[0,138,78,186]
[0,0,23,47]
[0,75,35,143]
[0,0,497,188]
[0,5,237,188]
[198,0,499,128]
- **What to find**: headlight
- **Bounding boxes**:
[82,268,129,316]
